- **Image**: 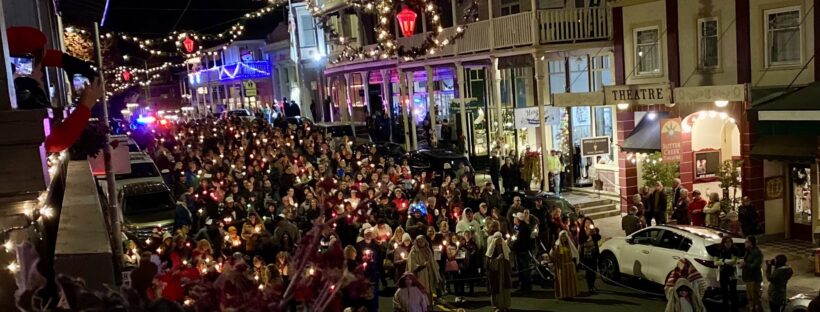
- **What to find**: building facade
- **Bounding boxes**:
[186,40,275,115]
[318,0,617,183]
[613,0,818,243]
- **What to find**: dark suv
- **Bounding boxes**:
[406,149,472,184]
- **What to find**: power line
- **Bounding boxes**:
[169,0,194,33]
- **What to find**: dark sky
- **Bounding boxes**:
[100,0,286,38]
[60,0,287,66]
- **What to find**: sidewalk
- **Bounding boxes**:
[758,240,819,298]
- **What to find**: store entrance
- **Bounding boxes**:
[789,164,813,241]
[453,107,490,169]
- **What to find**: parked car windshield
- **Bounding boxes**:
[123,192,174,214]
[116,163,160,180]
[229,110,251,117]
[328,126,353,137]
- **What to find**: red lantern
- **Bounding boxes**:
[396,7,418,38]
[182,36,196,53]
[122,70,131,82]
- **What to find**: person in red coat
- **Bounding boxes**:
[688,190,708,226]
[7,27,102,153]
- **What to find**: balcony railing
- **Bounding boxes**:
[538,6,612,43]
[494,12,535,48]
[190,60,272,85]
[326,5,612,66]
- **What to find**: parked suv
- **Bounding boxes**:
[599,225,747,298]
[119,181,175,242]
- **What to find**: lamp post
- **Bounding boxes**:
[123,54,151,105]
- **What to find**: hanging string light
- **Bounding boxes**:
[305,0,478,64]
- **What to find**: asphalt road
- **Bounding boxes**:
[377,274,670,312]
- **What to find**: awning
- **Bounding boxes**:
[621,112,668,153]
[750,136,817,161]
[751,82,820,121]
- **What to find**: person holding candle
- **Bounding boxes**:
[393,233,413,281]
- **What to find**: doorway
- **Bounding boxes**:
[789,164,813,241]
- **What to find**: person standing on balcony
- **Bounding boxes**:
[7,26,102,153]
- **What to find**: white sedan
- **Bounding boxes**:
[599,225,748,296]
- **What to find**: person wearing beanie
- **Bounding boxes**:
[7,26,101,153]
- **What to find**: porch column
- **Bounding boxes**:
[534,53,549,191]
[426,66,437,147]
[399,69,411,151]
[343,73,352,122]
[617,111,638,212]
[408,71,418,150]
[380,69,391,118]
[362,71,371,115]
[490,57,504,150]
[380,69,393,142]
[455,62,468,143]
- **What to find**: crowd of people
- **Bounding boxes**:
[120,112,614,312]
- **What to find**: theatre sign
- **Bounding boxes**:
[604,83,672,106]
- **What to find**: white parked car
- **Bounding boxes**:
[599,225,747,297]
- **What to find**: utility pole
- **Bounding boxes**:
[93,22,123,275]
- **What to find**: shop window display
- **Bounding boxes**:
[791,166,812,226]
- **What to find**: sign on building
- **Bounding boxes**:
[604,83,672,106]
[513,106,562,129]
[243,80,257,97]
[660,118,682,163]
[580,136,611,157]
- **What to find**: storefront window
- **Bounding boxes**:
[569,56,590,92]
[351,73,365,107]
[595,106,614,161]
[435,79,455,120]
[514,68,529,108]
[549,60,566,94]
[571,106,592,146]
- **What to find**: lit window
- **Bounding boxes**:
[634,26,661,75]
[765,7,801,67]
[698,17,719,69]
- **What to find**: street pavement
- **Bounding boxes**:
[377,274,670,312]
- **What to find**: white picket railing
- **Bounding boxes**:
[457,20,491,54]
[493,12,535,49]
[538,6,612,43]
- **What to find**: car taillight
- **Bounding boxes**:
[695,258,717,268]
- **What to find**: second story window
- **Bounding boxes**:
[765,6,801,67]
[698,17,719,70]
[299,15,317,47]
[634,26,661,75]
[500,0,521,16]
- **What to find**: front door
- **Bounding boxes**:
[789,165,813,241]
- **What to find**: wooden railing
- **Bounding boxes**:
[493,12,535,48]
[457,20,491,54]
[538,6,612,43]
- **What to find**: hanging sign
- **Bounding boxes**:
[673,84,747,103]
[580,136,611,157]
[604,83,672,105]
[243,80,257,97]
[660,118,682,163]
[513,107,561,129]
[553,92,605,107]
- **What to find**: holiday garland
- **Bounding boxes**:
[306,0,479,63]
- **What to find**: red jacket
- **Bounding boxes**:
[45,105,91,153]
[688,198,707,226]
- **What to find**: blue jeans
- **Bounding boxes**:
[552,172,561,195]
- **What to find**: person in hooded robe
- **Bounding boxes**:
[485,220,512,311]
[664,258,707,312]
[406,235,441,304]
[393,272,431,312]
[551,230,579,300]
